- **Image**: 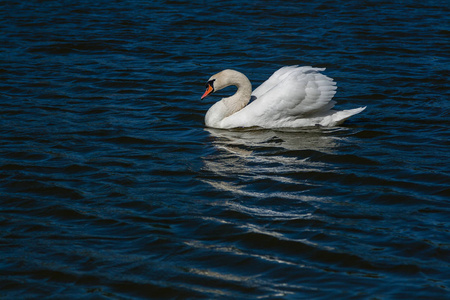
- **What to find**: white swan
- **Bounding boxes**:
[201,66,366,129]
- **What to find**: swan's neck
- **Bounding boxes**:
[222,73,252,117]
[205,70,253,128]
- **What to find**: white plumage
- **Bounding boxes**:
[201,66,365,129]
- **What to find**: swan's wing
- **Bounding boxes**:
[254,66,337,116]
[222,66,337,128]
[251,65,303,99]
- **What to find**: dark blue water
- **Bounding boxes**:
[1,0,449,298]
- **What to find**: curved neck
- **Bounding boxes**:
[222,71,252,116]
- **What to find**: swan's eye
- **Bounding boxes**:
[205,79,215,89]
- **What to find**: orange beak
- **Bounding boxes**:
[201,84,214,100]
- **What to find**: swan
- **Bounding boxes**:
[201,66,366,129]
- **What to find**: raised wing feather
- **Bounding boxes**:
[251,65,302,99]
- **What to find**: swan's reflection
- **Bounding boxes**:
[201,127,343,201]
[205,127,340,153]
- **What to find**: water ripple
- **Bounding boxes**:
[1,0,449,298]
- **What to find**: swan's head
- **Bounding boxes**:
[201,69,247,100]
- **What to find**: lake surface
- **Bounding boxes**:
[1,0,449,298]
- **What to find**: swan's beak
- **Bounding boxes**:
[201,80,215,100]
[201,84,214,100]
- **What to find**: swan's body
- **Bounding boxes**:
[201,66,366,129]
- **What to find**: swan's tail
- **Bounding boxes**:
[321,106,366,126]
